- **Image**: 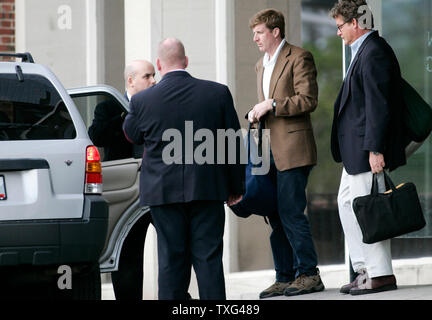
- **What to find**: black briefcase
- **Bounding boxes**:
[352,172,426,244]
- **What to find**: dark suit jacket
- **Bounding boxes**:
[331,31,407,175]
[123,71,245,207]
[88,98,133,161]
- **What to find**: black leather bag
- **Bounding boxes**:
[352,172,426,244]
[229,122,277,218]
[402,78,432,142]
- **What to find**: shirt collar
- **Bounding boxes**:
[350,30,374,61]
[167,69,188,73]
[263,39,286,68]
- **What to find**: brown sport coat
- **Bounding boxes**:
[255,42,319,171]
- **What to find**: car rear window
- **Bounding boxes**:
[0,73,76,140]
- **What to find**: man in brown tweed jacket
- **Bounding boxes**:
[248,8,324,298]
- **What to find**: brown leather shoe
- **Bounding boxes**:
[340,268,368,294]
[349,275,397,295]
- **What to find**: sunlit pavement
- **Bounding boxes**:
[102,281,432,300]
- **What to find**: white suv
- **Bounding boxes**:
[0,53,147,300]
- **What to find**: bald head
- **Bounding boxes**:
[156,38,188,76]
[124,60,156,96]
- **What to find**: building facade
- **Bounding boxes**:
[0,0,15,55]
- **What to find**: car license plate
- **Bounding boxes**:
[0,175,6,200]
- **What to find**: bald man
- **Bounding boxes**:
[89,60,155,300]
[124,60,156,100]
[123,38,245,300]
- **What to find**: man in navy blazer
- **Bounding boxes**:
[123,38,244,300]
[330,0,406,296]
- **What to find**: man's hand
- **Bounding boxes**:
[248,99,273,123]
[369,152,385,174]
[227,194,243,207]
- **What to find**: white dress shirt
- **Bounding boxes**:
[262,39,286,100]
[347,30,374,73]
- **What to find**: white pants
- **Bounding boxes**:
[337,168,393,278]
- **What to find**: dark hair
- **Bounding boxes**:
[330,0,374,28]
[249,9,285,39]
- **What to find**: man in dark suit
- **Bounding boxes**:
[123,38,245,300]
[248,9,324,298]
[89,60,156,300]
[330,0,406,296]
[88,98,133,161]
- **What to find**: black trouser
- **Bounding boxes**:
[111,213,152,300]
[150,201,226,300]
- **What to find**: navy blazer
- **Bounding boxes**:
[331,31,407,175]
[123,71,245,207]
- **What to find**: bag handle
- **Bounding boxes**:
[247,121,264,158]
[371,171,397,194]
[257,120,264,157]
[247,122,251,158]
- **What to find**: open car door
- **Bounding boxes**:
[67,85,148,272]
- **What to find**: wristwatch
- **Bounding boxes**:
[272,99,276,114]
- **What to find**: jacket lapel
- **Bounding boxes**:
[269,43,291,99]
[337,62,355,116]
[337,31,379,116]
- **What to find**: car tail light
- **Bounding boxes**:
[85,146,103,194]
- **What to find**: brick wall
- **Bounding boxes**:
[0,0,14,60]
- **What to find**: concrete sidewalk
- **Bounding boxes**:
[267,285,432,300]
[102,281,432,300]
[102,261,432,300]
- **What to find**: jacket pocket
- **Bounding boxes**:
[285,120,312,133]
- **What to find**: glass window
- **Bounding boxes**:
[380,0,432,258]
[0,74,76,140]
[381,0,432,239]
[302,0,345,265]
